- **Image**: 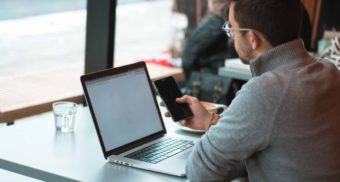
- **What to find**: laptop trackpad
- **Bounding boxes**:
[177,149,191,159]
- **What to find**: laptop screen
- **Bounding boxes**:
[84,67,163,152]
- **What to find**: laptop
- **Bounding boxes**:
[80,61,197,177]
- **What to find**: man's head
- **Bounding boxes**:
[227,0,302,64]
[209,0,229,19]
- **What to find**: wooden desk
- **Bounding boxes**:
[0,63,184,123]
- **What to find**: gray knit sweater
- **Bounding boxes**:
[186,39,340,182]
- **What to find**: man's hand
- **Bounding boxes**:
[160,95,212,131]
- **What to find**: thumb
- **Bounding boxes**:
[176,95,199,105]
[176,95,190,103]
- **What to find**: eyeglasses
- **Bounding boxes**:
[222,21,253,39]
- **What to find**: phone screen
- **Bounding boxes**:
[154,76,193,121]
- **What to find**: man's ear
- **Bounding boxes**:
[247,31,261,50]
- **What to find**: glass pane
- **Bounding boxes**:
[115,0,173,67]
[0,0,86,79]
[114,0,208,71]
[0,0,86,121]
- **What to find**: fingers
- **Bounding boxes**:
[179,120,195,130]
[159,100,165,107]
[164,112,170,117]
[176,95,198,104]
[176,95,189,103]
[160,100,170,118]
[180,120,187,126]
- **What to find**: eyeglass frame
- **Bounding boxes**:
[222,21,253,39]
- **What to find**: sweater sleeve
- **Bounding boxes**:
[185,76,282,181]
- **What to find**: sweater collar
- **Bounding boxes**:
[249,39,309,77]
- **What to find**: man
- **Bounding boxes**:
[167,0,340,181]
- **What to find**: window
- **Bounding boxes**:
[114,0,173,66]
[0,0,86,79]
[0,0,198,123]
[0,0,86,123]
[114,0,209,68]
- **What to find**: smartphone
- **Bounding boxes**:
[154,76,193,122]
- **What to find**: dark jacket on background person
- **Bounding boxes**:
[181,13,237,78]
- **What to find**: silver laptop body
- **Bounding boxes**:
[80,62,197,177]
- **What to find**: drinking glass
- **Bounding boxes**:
[53,102,77,133]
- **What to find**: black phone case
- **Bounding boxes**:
[154,76,193,121]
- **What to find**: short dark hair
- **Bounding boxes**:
[231,0,302,47]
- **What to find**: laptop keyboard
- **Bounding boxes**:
[125,138,194,164]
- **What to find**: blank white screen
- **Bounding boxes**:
[86,68,163,151]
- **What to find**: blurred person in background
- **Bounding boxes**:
[180,0,237,78]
